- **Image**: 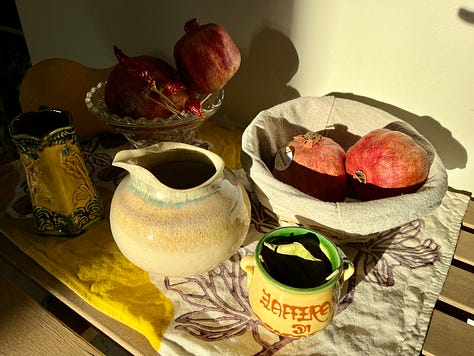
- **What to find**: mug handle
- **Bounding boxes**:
[240,256,255,288]
[341,259,355,283]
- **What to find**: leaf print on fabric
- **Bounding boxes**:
[78,132,127,185]
[84,151,114,174]
[164,250,295,354]
[165,253,252,340]
[357,220,439,287]
[249,196,279,234]
[339,219,441,312]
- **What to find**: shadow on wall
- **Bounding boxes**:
[327,92,467,170]
[222,26,300,127]
[458,7,474,24]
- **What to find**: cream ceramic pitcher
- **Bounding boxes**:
[110,142,251,277]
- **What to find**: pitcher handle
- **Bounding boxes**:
[240,256,255,288]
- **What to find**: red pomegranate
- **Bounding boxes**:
[345,128,430,201]
[272,132,347,202]
[105,52,190,120]
[174,18,241,94]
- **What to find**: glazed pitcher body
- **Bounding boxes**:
[110,142,251,277]
[9,108,104,236]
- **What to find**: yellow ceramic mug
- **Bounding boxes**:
[241,226,354,338]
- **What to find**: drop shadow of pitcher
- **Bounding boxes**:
[9,107,104,237]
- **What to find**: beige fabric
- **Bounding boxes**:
[241,96,448,240]
[152,187,469,356]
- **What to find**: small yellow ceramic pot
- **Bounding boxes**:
[241,226,354,338]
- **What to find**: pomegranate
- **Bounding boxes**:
[174,18,241,94]
[104,48,194,120]
[345,128,430,201]
[272,132,347,202]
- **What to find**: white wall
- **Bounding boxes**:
[16,0,474,193]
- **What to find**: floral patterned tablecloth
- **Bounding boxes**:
[0,121,469,355]
[151,188,469,355]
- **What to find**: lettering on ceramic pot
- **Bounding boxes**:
[259,288,332,323]
[291,324,311,335]
[261,320,310,337]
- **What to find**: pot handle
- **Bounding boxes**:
[341,259,355,283]
[240,256,255,288]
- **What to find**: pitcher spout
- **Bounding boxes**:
[112,141,226,202]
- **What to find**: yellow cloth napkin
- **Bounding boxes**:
[0,118,244,351]
[196,118,244,170]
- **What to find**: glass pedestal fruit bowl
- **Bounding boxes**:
[85,82,224,148]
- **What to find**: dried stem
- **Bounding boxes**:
[148,85,215,118]
[146,94,181,116]
[148,83,182,115]
[200,92,213,106]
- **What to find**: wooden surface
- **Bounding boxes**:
[0,274,102,356]
[422,310,474,356]
[454,230,474,266]
[462,198,474,229]
[439,265,474,315]
[0,233,156,356]
[421,198,474,356]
